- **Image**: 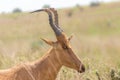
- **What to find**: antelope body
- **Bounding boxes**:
[0,8,85,80]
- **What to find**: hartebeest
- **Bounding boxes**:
[0,8,85,80]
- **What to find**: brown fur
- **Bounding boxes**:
[0,8,85,80]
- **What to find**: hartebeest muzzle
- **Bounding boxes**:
[78,64,85,73]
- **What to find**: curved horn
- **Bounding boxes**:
[49,8,59,26]
[31,8,70,48]
[49,8,63,32]
[31,8,63,36]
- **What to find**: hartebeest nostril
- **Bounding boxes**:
[78,64,85,73]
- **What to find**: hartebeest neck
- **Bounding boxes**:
[30,48,62,80]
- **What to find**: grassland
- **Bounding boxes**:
[0,2,120,80]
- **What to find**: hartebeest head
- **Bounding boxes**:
[31,8,85,73]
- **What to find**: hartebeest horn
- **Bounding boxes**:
[49,8,59,26]
[31,8,69,48]
[31,8,63,36]
[49,8,63,32]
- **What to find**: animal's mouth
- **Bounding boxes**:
[78,64,85,73]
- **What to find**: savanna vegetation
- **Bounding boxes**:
[0,2,120,80]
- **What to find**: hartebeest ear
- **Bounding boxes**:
[68,35,73,42]
[41,38,55,46]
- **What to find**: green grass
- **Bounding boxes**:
[0,2,120,80]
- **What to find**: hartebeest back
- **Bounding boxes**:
[0,8,85,80]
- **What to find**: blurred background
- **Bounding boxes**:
[0,0,119,13]
[0,0,120,80]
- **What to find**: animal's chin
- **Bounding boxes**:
[78,65,85,73]
[78,70,84,73]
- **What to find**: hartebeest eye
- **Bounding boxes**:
[62,45,69,49]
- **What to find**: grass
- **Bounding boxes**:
[0,1,120,80]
